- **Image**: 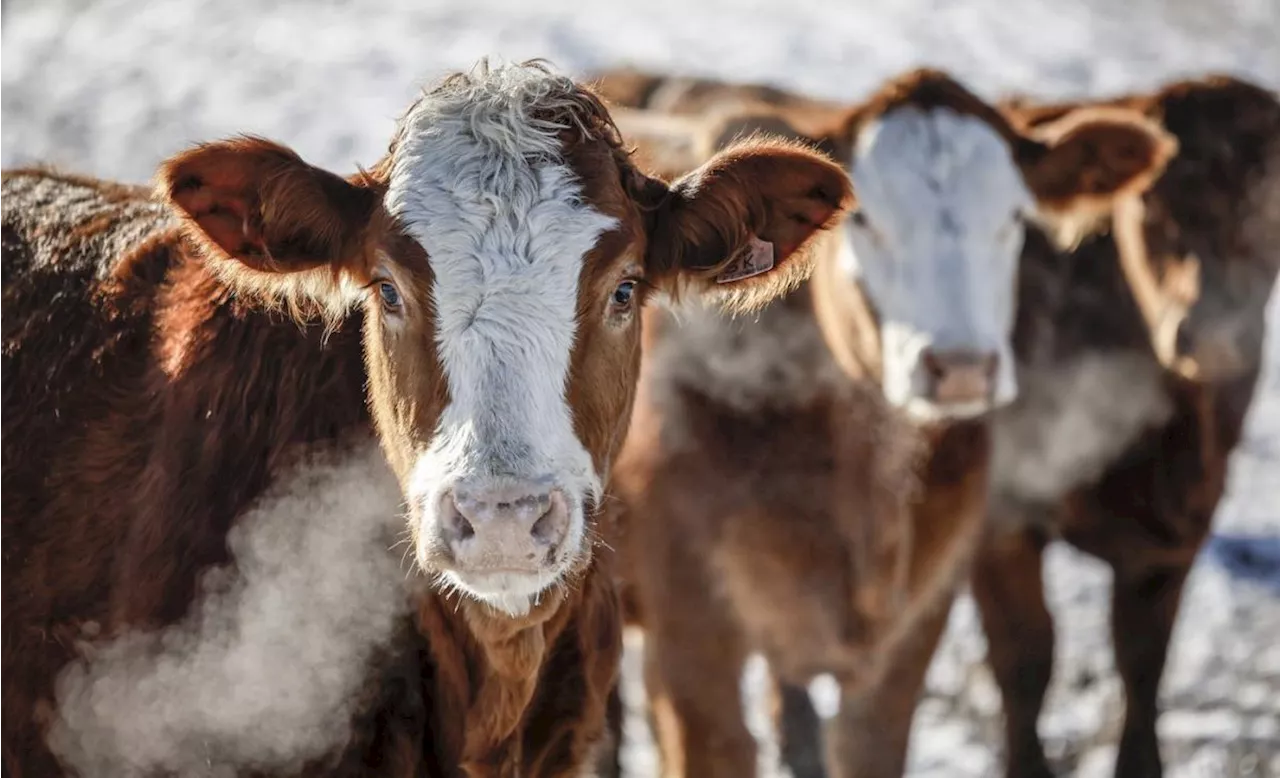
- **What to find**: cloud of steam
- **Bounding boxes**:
[990,351,1174,505]
[48,438,415,777]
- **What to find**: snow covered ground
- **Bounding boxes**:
[4,1,1278,775]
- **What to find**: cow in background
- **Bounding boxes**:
[592,67,1175,777]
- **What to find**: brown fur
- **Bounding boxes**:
[974,76,1280,778]
[2,65,853,778]
[600,238,989,778]
[594,68,1175,778]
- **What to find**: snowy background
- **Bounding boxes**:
[3,0,1278,775]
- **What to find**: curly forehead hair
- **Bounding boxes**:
[388,59,626,161]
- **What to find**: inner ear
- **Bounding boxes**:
[169,171,269,263]
[644,138,853,314]
[1017,109,1177,212]
[159,137,381,274]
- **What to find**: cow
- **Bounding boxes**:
[0,59,855,777]
[589,67,1176,777]
[974,76,1280,778]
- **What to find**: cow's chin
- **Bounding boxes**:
[899,396,998,424]
[891,367,1018,425]
[441,564,575,619]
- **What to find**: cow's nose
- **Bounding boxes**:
[441,482,569,567]
[919,348,999,406]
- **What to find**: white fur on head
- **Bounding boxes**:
[842,106,1026,421]
[383,61,616,613]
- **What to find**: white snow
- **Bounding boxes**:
[4,0,1278,775]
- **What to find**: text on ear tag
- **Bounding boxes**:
[716,236,776,284]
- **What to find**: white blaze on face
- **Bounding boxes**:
[840,106,1028,421]
[383,66,617,608]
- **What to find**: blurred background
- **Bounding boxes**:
[4,0,1278,775]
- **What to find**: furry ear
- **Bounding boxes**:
[158,136,381,276]
[645,136,853,312]
[1017,107,1178,243]
[158,136,383,323]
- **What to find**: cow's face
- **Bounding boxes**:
[161,61,852,617]
[837,73,1175,422]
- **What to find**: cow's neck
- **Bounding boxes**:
[640,289,845,415]
[415,565,583,774]
[463,596,558,771]
[638,232,887,415]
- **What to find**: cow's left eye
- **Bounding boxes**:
[378,281,402,309]
[612,280,637,308]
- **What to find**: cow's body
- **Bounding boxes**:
[977,77,1280,778]
[593,68,1176,778]
[3,62,855,777]
[610,286,990,778]
[0,170,621,777]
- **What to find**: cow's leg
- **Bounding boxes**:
[1108,557,1193,778]
[643,607,754,778]
[770,675,824,778]
[824,596,953,778]
[972,527,1055,778]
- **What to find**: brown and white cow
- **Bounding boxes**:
[0,60,853,777]
[974,76,1280,778]
[589,68,1175,778]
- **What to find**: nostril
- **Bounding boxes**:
[530,491,569,548]
[531,511,556,544]
[441,494,476,544]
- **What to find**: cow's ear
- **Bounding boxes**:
[159,136,381,277]
[643,136,854,312]
[1016,107,1176,243]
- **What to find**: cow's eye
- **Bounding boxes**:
[612,280,637,308]
[378,281,402,309]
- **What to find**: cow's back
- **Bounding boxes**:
[2,170,180,776]
[2,171,177,540]
[593,68,848,141]
[2,169,171,280]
